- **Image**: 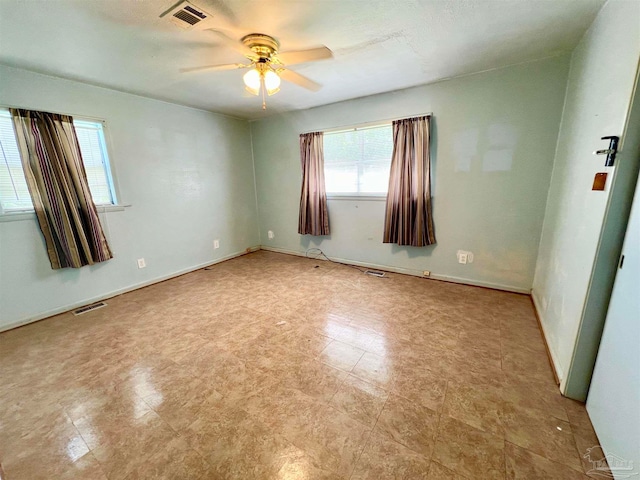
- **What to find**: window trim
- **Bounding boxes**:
[0,107,124,214]
[0,203,130,222]
[323,121,393,197]
[301,112,433,136]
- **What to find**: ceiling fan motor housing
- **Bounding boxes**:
[241,33,280,60]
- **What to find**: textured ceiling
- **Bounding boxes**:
[0,0,604,120]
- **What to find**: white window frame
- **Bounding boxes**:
[322,121,393,200]
[0,108,124,218]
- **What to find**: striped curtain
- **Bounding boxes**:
[298,132,330,235]
[383,115,436,246]
[11,109,113,269]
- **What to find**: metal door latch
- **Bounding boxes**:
[594,136,620,167]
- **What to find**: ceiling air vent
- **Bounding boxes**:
[161,1,214,30]
[73,302,107,316]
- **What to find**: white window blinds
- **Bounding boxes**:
[73,120,114,206]
[0,111,32,211]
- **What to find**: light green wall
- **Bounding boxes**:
[252,56,570,293]
[0,65,259,330]
[532,0,640,390]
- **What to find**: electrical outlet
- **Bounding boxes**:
[137,258,146,269]
[457,250,474,265]
[268,230,274,239]
[214,239,220,249]
[423,270,431,277]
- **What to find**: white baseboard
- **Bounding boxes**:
[260,245,530,294]
[531,289,565,385]
[0,246,261,333]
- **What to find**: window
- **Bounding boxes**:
[0,110,116,212]
[323,124,393,196]
[0,111,30,211]
[73,120,116,206]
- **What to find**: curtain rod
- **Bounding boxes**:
[302,112,433,135]
[0,104,106,123]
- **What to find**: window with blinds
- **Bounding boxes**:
[0,111,31,211]
[0,110,116,212]
[323,124,393,195]
[73,120,115,206]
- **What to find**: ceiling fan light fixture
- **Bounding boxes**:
[243,68,261,95]
[244,85,260,96]
[264,70,281,95]
[243,65,280,97]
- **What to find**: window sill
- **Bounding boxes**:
[327,195,387,201]
[0,211,35,222]
[96,204,131,213]
[0,204,130,222]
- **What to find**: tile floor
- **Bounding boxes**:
[0,251,604,479]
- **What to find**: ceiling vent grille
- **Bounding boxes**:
[73,302,107,316]
[161,1,214,30]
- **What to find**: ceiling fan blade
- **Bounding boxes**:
[278,68,322,92]
[205,29,256,59]
[276,46,333,66]
[180,63,246,74]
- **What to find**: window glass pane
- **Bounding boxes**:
[362,126,394,162]
[325,130,361,163]
[73,120,114,205]
[324,124,392,194]
[325,164,358,193]
[360,163,390,193]
[0,111,33,211]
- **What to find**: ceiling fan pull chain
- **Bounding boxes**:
[261,76,267,110]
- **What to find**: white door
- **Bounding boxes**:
[587,172,640,479]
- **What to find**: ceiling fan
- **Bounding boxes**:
[181,32,333,109]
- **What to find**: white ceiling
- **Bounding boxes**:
[0,0,604,120]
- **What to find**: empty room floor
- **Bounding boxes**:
[0,251,601,479]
